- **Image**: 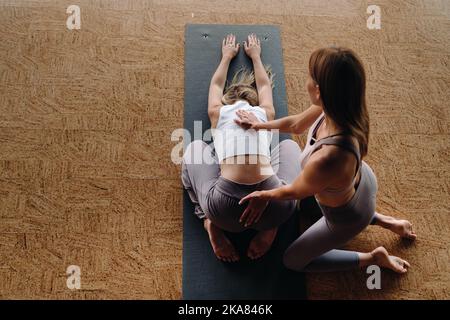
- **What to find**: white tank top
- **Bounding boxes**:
[213,100,272,163]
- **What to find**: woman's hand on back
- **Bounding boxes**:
[222,34,240,60]
[234,109,261,130]
[244,33,261,60]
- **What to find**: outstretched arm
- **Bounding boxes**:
[264,155,334,200]
[239,154,340,227]
[208,34,240,127]
[244,34,274,120]
[235,103,323,134]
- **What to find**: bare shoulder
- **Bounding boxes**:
[307,147,341,172]
[307,145,357,179]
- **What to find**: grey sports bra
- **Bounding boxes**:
[302,113,362,197]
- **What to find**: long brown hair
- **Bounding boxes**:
[309,47,369,158]
[222,66,274,106]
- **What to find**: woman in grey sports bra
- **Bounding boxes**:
[236,47,417,273]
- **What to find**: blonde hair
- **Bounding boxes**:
[222,66,274,106]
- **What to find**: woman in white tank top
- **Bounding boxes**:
[182,34,301,262]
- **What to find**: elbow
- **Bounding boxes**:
[288,123,298,134]
[265,109,275,121]
[290,123,306,135]
[208,106,220,120]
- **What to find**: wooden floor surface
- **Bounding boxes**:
[0,0,449,299]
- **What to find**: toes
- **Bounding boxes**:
[249,253,260,260]
[216,252,230,262]
[231,252,240,262]
[403,221,417,239]
[247,248,259,260]
[398,262,407,272]
[392,257,409,273]
[227,245,239,261]
[395,264,406,273]
[250,249,263,260]
[405,228,417,239]
[217,248,240,262]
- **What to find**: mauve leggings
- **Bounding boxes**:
[283,161,379,272]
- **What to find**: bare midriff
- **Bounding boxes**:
[315,169,362,208]
[220,155,274,185]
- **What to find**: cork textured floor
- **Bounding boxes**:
[0,0,449,299]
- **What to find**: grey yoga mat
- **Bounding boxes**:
[182,24,306,300]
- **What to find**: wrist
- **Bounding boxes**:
[251,55,262,62]
[222,55,233,62]
[262,190,273,200]
[270,187,286,200]
[253,122,262,130]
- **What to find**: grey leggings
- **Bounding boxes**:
[182,139,379,272]
[181,139,301,232]
[283,161,379,272]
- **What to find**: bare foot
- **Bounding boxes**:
[371,246,410,274]
[389,219,417,240]
[203,219,239,262]
[247,228,278,260]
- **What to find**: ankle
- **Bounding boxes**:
[358,251,375,268]
[378,216,395,230]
